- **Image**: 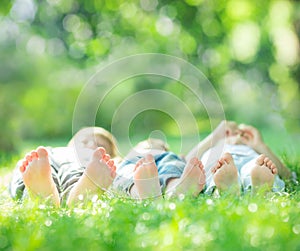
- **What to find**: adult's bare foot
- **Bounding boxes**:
[212,152,240,195]
[20,146,60,207]
[66,147,116,206]
[166,157,206,197]
[251,154,277,193]
[133,154,161,199]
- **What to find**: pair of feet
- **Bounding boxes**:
[20,146,116,207]
[132,155,206,199]
[212,152,277,195]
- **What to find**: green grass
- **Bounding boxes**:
[0,189,300,251]
[0,135,300,251]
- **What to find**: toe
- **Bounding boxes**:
[198,161,204,170]
[98,147,106,155]
[37,147,48,158]
[271,164,277,174]
[255,154,265,165]
[31,151,38,159]
[103,154,110,162]
[19,164,26,173]
[25,154,32,162]
[222,152,233,163]
[189,157,198,166]
[263,157,270,165]
[92,148,103,160]
[144,154,155,164]
[107,159,114,168]
[134,158,144,171]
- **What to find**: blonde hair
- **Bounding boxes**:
[134,138,169,152]
[68,127,118,157]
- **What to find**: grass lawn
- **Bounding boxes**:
[0,134,300,251]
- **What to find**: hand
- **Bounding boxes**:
[238,124,265,152]
[213,120,240,140]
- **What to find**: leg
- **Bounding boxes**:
[165,157,206,197]
[19,147,60,207]
[212,152,240,195]
[131,154,161,199]
[66,147,116,206]
[250,154,277,193]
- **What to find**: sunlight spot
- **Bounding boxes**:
[202,49,221,67]
[250,236,260,247]
[226,0,253,20]
[140,0,158,11]
[206,199,213,205]
[163,233,173,246]
[156,16,174,36]
[45,219,52,227]
[78,194,84,201]
[142,212,151,221]
[178,193,185,200]
[10,0,36,23]
[135,222,149,235]
[192,235,201,245]
[248,203,258,213]
[169,203,176,210]
[264,227,275,239]
[272,28,299,66]
[91,195,98,203]
[292,224,300,234]
[155,16,174,37]
[26,35,46,55]
[230,22,260,62]
[235,206,243,216]
[47,38,65,56]
[282,216,289,223]
[63,14,81,32]
[120,3,137,18]
[38,204,46,210]
[101,202,107,208]
[280,202,287,208]
[156,203,163,211]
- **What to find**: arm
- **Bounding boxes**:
[185,120,239,162]
[239,124,291,179]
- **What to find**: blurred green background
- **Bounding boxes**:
[0,0,299,155]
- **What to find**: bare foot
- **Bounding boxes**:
[133,154,161,199]
[66,147,116,206]
[166,157,206,197]
[212,152,240,195]
[251,154,277,193]
[20,146,60,207]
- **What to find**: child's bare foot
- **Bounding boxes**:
[251,154,277,193]
[166,157,206,197]
[20,147,60,207]
[212,152,240,195]
[133,154,161,199]
[67,147,116,206]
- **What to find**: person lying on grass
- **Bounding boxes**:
[9,127,119,207]
[186,120,294,196]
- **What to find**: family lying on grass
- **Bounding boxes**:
[9,120,295,207]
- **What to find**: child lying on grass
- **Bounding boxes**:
[186,120,295,195]
[9,127,119,207]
